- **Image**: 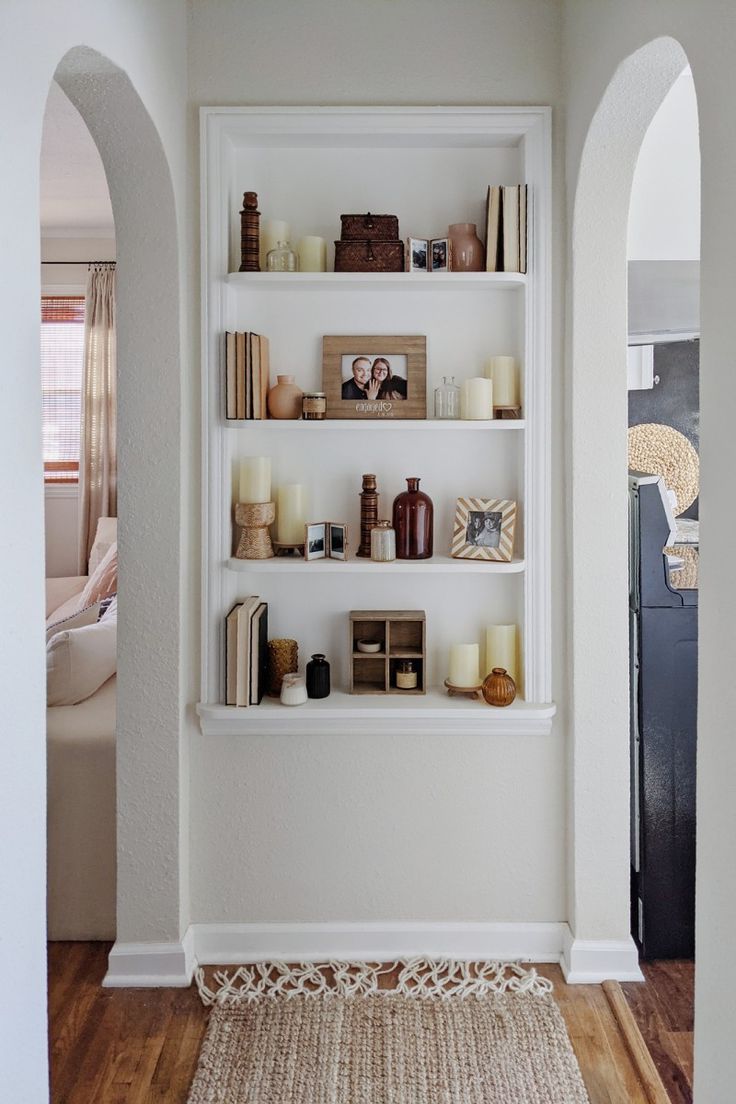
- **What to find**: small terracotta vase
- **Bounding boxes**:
[448,223,485,272]
[267,375,303,419]
[482,667,516,707]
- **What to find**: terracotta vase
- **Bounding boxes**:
[392,477,433,560]
[448,223,485,272]
[267,375,303,419]
[482,667,517,707]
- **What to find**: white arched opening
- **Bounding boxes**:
[566,36,691,979]
[50,46,186,962]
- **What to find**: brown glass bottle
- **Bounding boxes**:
[392,477,433,559]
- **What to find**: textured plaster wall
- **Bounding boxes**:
[187,0,568,926]
[563,2,736,1098]
[0,4,188,1098]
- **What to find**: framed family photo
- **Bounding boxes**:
[322,335,427,420]
[451,497,517,562]
[305,521,349,561]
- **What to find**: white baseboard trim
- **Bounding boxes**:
[103,927,196,987]
[191,921,567,965]
[560,925,644,984]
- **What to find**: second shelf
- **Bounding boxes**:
[228,554,525,574]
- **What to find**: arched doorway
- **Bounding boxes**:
[567,36,693,979]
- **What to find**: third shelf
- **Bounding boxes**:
[228,555,525,574]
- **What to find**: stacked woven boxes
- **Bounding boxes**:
[334,213,404,272]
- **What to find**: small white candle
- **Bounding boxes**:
[239,457,271,504]
[448,643,481,688]
[261,219,290,270]
[298,236,327,273]
[276,484,307,544]
[460,377,493,420]
[485,356,519,407]
[484,624,518,683]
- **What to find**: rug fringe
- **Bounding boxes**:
[195,958,553,1006]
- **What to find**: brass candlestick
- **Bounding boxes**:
[235,501,275,559]
[239,191,261,272]
[358,473,379,557]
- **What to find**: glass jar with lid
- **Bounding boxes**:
[434,376,460,419]
[396,660,418,690]
[370,520,396,562]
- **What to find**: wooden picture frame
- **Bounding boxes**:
[451,497,517,562]
[304,521,349,561]
[322,335,427,420]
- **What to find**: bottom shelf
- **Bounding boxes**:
[197,690,556,737]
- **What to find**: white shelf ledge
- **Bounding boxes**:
[226,271,526,290]
[225,418,525,431]
[227,555,525,574]
[197,691,556,737]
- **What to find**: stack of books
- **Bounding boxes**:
[485,185,527,274]
[225,597,269,706]
[225,332,271,420]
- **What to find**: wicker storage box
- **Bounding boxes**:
[334,239,405,273]
[340,213,400,241]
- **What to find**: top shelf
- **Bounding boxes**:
[226,271,526,291]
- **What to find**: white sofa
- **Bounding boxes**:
[46,553,117,940]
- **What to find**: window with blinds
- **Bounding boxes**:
[41,296,84,483]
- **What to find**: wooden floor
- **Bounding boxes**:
[48,944,694,1103]
[622,961,695,1104]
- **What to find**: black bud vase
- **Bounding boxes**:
[306,654,330,699]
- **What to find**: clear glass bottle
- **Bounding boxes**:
[266,240,298,272]
[434,376,460,419]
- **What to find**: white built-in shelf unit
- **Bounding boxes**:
[200,106,553,737]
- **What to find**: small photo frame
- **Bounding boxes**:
[305,521,349,561]
[322,336,427,420]
[451,497,517,562]
[407,238,428,272]
[430,238,450,273]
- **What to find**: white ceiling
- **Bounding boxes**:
[40,81,114,237]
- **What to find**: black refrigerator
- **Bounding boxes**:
[629,473,697,959]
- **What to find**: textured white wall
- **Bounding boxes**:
[628,71,700,260]
[188,0,567,927]
[563,2,736,1098]
[0,3,188,1099]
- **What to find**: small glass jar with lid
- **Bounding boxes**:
[434,376,460,419]
[267,240,298,272]
[396,660,418,690]
[302,392,326,420]
[370,520,396,562]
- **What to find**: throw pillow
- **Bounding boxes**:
[45,600,101,644]
[78,541,117,609]
[47,615,117,707]
[88,517,118,575]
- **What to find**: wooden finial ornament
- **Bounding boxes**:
[358,473,379,557]
[239,191,261,272]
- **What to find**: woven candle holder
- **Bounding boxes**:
[267,638,298,697]
[235,501,275,559]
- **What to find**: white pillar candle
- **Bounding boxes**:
[448,643,481,688]
[460,377,493,420]
[485,356,519,407]
[261,219,291,269]
[298,236,327,273]
[239,457,271,503]
[484,624,518,683]
[276,484,307,544]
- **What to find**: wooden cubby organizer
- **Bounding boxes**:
[350,611,426,695]
[197,106,555,737]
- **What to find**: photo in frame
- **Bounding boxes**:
[406,238,428,272]
[322,336,427,420]
[451,497,517,562]
[304,521,349,561]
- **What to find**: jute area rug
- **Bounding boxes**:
[188,960,590,1103]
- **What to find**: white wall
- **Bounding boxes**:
[187,0,567,930]
[563,2,736,1099]
[0,3,188,1099]
[628,70,700,261]
[41,237,115,578]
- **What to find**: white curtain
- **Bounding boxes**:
[78,263,117,573]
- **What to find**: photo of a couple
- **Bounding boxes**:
[341,355,408,401]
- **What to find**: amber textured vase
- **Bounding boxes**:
[448,223,485,272]
[482,667,517,707]
[392,477,433,560]
[267,375,303,419]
